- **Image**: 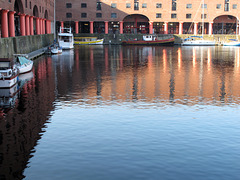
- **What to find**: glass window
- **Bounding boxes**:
[81,3,87,8]
[225,0,229,11]
[156,3,162,8]
[156,13,162,18]
[97,2,101,10]
[111,3,117,8]
[201,4,207,9]
[134,0,139,10]
[126,3,131,8]
[142,3,147,8]
[186,4,192,9]
[66,13,72,18]
[171,13,177,18]
[233,4,237,9]
[186,14,192,19]
[66,3,72,8]
[96,13,102,18]
[25,0,27,8]
[172,0,176,11]
[111,13,117,18]
[201,14,207,19]
[30,1,31,9]
[81,13,87,18]
[216,4,221,9]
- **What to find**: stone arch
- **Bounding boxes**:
[33,5,39,17]
[123,14,150,34]
[213,15,239,34]
[44,10,48,19]
[14,0,24,14]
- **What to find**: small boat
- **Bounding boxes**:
[223,39,240,46]
[51,45,63,54]
[0,58,19,88]
[58,27,74,49]
[74,37,104,45]
[122,35,175,45]
[182,36,216,46]
[15,55,33,74]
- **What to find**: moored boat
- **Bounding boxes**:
[15,55,33,74]
[122,35,175,45]
[182,36,216,46]
[223,39,240,46]
[74,37,104,45]
[0,58,19,88]
[58,27,74,49]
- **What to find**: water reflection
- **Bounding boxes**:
[0,45,240,179]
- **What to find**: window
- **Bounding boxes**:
[81,3,87,8]
[40,6,41,12]
[201,14,207,19]
[216,4,221,9]
[172,0,176,11]
[134,0,139,10]
[186,4,192,9]
[96,13,102,18]
[142,3,147,8]
[9,0,11,2]
[111,13,117,18]
[97,2,101,10]
[186,14,192,19]
[30,1,31,9]
[233,4,237,9]
[66,3,72,8]
[126,3,131,8]
[156,3,162,8]
[201,4,207,9]
[81,13,87,18]
[224,0,229,11]
[111,3,117,8]
[156,13,162,18]
[171,13,177,18]
[66,13,72,18]
[25,0,27,8]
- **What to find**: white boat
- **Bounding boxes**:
[74,37,104,45]
[182,0,216,46]
[58,27,74,49]
[182,36,216,46]
[15,56,33,74]
[51,46,63,54]
[223,39,240,46]
[0,58,19,88]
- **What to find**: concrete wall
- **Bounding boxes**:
[0,34,54,58]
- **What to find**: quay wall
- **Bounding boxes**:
[0,34,54,58]
[75,33,240,45]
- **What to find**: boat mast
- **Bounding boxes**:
[54,0,56,40]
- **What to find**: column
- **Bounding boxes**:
[149,21,153,34]
[164,22,168,34]
[43,19,46,34]
[104,21,108,34]
[75,21,79,34]
[60,21,64,32]
[9,11,16,37]
[19,13,26,36]
[30,16,34,35]
[39,18,42,34]
[119,21,123,34]
[194,22,198,35]
[179,22,183,35]
[1,9,9,38]
[90,21,94,34]
[208,22,213,35]
[25,15,30,35]
[49,20,52,34]
[36,17,40,35]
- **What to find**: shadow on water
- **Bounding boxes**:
[0,45,240,179]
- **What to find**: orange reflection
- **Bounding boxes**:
[192,47,196,71]
[178,47,182,72]
[207,48,211,72]
[163,49,167,73]
[105,46,109,71]
[148,48,153,70]
[90,47,94,71]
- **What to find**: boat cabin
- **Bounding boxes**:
[143,35,157,41]
[0,58,14,70]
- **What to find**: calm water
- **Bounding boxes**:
[0,45,240,180]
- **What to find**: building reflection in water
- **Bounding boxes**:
[0,45,240,179]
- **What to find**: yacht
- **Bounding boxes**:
[58,27,74,49]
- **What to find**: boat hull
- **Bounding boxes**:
[122,38,175,45]
[223,42,240,46]
[74,39,104,45]
[0,75,19,88]
[182,40,216,46]
[18,62,33,74]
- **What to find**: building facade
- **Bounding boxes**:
[56,0,240,35]
[0,0,54,38]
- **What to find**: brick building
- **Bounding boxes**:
[0,0,54,38]
[56,0,240,35]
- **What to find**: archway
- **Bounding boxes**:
[33,6,39,34]
[44,10,48,19]
[213,15,238,34]
[123,14,149,34]
[14,0,24,36]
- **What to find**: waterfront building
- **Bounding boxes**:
[56,0,240,35]
[0,0,54,38]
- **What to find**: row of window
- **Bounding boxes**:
[9,0,45,13]
[66,2,238,10]
[66,13,208,19]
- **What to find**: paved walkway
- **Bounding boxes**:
[27,46,48,60]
